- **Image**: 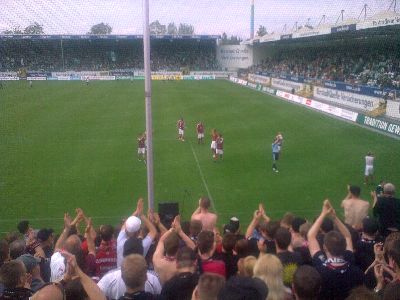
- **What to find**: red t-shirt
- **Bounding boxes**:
[212,133,218,141]
[217,137,224,149]
[138,137,145,148]
[95,240,117,278]
[178,120,184,130]
[197,123,204,134]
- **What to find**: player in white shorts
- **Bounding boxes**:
[215,134,224,161]
[137,133,146,163]
[211,129,218,157]
[364,151,374,185]
[196,122,205,144]
[177,118,185,141]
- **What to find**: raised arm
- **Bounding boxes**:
[330,208,353,252]
[245,209,262,239]
[152,212,168,236]
[55,213,72,252]
[307,200,333,257]
[62,251,106,300]
[121,198,144,232]
[173,215,196,250]
[141,213,157,240]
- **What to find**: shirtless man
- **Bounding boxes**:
[191,197,217,232]
[341,185,370,230]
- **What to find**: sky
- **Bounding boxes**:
[0,0,393,38]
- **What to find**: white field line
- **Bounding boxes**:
[189,142,217,213]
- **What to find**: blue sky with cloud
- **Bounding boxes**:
[0,0,392,37]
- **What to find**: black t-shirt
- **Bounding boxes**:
[161,272,199,300]
[312,250,364,300]
[0,288,33,300]
[213,251,239,279]
[277,250,303,266]
[118,291,158,300]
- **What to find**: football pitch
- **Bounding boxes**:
[1,80,399,233]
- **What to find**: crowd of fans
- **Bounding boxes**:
[0,39,219,73]
[0,182,399,300]
[250,38,400,89]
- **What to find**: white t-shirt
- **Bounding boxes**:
[97,268,161,299]
[365,155,374,167]
[50,252,65,282]
[117,230,153,267]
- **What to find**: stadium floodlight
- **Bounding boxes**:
[143,0,155,210]
[335,9,345,25]
[388,0,397,12]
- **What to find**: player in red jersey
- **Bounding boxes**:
[215,134,224,161]
[177,118,185,141]
[211,129,218,157]
[137,133,146,162]
[196,121,205,144]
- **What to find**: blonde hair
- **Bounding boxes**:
[254,254,286,300]
[242,256,257,277]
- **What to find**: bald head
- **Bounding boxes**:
[384,183,395,196]
[31,284,64,300]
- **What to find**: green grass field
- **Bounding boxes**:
[1,80,399,233]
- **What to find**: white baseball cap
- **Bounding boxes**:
[125,216,141,233]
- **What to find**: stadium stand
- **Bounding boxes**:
[250,28,400,89]
[0,38,219,72]
[0,188,399,300]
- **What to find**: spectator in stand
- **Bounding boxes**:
[36,228,54,283]
[218,273,268,300]
[9,240,25,260]
[50,210,96,282]
[30,283,65,300]
[191,197,217,232]
[95,224,117,279]
[191,273,225,300]
[117,198,157,267]
[292,265,321,300]
[59,251,106,300]
[189,220,202,243]
[253,254,292,300]
[160,247,199,300]
[0,241,9,269]
[153,215,195,285]
[237,256,257,277]
[245,204,277,255]
[97,236,161,299]
[273,227,303,286]
[374,239,400,298]
[307,200,364,299]
[354,217,382,288]
[16,254,44,292]
[213,232,239,279]
[345,286,379,300]
[372,183,400,237]
[0,260,33,300]
[117,254,157,300]
[196,230,226,278]
[341,185,370,230]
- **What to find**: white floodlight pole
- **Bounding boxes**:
[143,0,154,210]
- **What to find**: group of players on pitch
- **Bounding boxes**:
[138,118,284,171]
[178,118,224,161]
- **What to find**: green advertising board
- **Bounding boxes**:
[356,114,400,138]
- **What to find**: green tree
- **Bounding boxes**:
[178,23,194,35]
[167,22,177,35]
[3,26,23,34]
[89,22,112,34]
[256,25,267,37]
[150,20,166,35]
[220,33,242,45]
[24,22,44,34]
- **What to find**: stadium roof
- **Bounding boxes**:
[0,34,220,40]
